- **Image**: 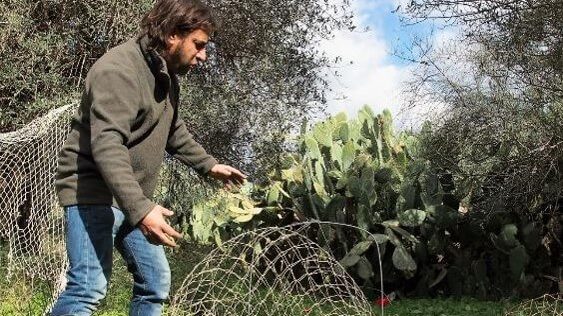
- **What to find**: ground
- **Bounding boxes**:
[0,240,513,315]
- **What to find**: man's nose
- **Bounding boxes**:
[196,49,207,62]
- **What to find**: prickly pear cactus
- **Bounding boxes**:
[190,106,439,284]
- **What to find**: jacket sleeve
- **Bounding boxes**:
[166,115,218,175]
[88,67,156,226]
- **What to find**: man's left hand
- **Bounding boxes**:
[208,164,247,189]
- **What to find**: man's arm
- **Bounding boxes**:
[88,68,156,225]
[166,116,247,186]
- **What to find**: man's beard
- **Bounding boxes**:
[176,64,191,76]
[169,46,191,76]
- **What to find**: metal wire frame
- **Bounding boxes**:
[169,221,386,316]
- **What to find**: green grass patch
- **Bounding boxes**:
[375,297,511,316]
[0,240,526,316]
[0,242,53,315]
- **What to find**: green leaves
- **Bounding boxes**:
[393,246,417,272]
[351,240,374,255]
[325,195,346,222]
[340,240,373,267]
[339,253,361,267]
[338,122,350,142]
[398,209,427,227]
[339,239,377,280]
[358,105,375,124]
[191,107,470,291]
[500,224,519,248]
[368,233,390,244]
[266,184,280,205]
[357,257,374,280]
[330,142,343,167]
[342,141,356,171]
[509,245,529,279]
[312,122,333,148]
[304,136,321,161]
[419,168,442,208]
[346,175,362,197]
[184,103,555,300]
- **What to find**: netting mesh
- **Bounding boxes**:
[169,224,375,316]
[503,294,562,316]
[0,103,76,302]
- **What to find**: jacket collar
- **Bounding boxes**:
[137,35,176,93]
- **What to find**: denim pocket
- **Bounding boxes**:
[69,205,115,234]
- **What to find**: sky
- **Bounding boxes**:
[320,0,436,125]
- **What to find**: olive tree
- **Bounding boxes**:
[182,0,354,176]
[396,1,562,274]
[1,0,354,178]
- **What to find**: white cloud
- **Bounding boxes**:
[318,0,468,129]
[398,26,472,128]
[320,0,409,121]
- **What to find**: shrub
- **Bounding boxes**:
[189,107,560,299]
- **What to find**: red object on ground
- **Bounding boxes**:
[375,296,391,307]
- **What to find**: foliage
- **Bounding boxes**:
[396,2,562,298]
[254,106,430,293]
[0,0,153,132]
[397,0,563,219]
[408,95,562,299]
[1,0,354,179]
[377,297,510,316]
[188,108,405,287]
[188,184,274,244]
[177,0,354,175]
[189,107,559,298]
[190,106,426,275]
[401,0,563,107]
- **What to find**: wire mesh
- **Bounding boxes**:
[504,294,562,316]
[169,224,376,316]
[0,103,76,309]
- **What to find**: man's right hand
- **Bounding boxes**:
[138,205,182,247]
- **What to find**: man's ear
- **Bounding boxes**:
[166,33,181,48]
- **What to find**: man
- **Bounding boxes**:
[51,1,244,315]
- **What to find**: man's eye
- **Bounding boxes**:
[195,42,207,50]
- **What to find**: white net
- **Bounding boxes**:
[0,103,76,305]
[169,224,376,316]
[503,294,562,316]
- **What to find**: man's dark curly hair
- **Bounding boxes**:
[139,0,216,51]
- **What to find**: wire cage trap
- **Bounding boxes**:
[169,224,376,316]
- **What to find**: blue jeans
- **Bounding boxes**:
[50,205,171,316]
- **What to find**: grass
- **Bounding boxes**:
[0,240,57,315]
[93,241,213,315]
[0,240,530,316]
[0,240,211,315]
[375,297,510,316]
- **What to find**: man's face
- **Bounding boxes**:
[165,28,209,75]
